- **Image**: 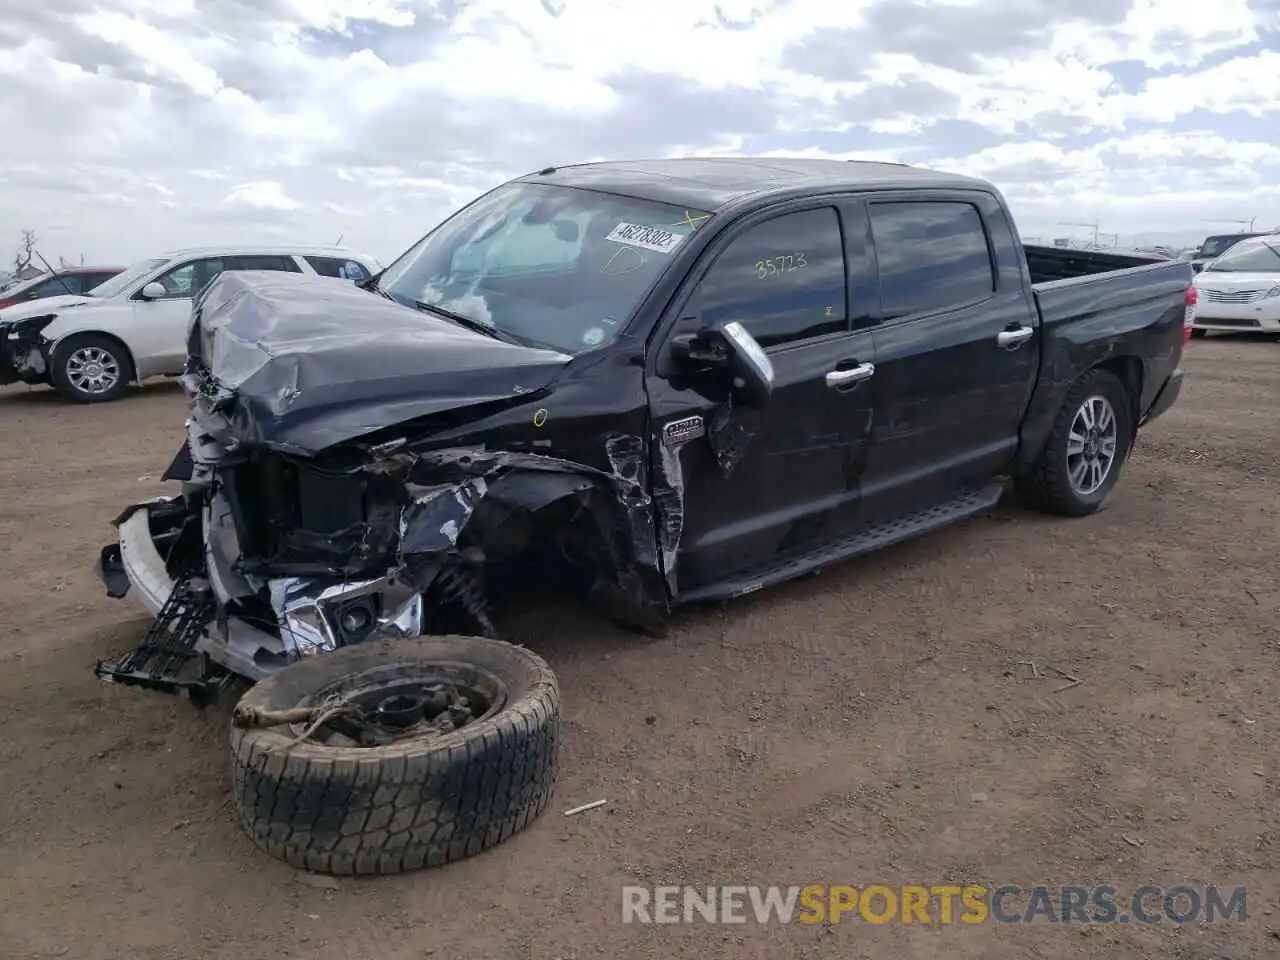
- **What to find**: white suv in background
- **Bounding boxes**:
[0,245,382,403]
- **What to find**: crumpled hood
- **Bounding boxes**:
[190,270,572,454]
[0,293,96,322]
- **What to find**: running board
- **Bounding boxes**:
[94,572,232,705]
[679,484,1004,603]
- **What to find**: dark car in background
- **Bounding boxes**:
[1190,233,1270,274]
[0,266,126,309]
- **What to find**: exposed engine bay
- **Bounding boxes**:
[94,270,678,697]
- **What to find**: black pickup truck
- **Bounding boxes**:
[91,157,1193,877]
[97,157,1191,688]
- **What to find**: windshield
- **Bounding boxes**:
[377,182,711,354]
[1197,235,1256,259]
[1202,240,1280,273]
[88,257,168,298]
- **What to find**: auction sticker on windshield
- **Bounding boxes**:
[606,222,685,254]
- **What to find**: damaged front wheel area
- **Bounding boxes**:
[229,635,560,875]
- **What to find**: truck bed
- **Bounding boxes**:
[1011,242,1193,479]
[1024,244,1193,330]
[1023,244,1169,284]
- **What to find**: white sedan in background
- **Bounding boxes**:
[1190,235,1280,338]
[0,245,381,402]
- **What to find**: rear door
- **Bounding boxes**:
[860,192,1040,517]
[647,199,880,594]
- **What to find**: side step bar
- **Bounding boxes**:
[680,483,1004,603]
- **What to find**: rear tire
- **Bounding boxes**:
[1015,368,1134,517]
[1191,329,1207,338]
[49,333,132,403]
[229,635,560,876]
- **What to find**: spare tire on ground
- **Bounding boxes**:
[229,635,560,876]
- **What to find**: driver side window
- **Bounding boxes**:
[695,207,849,350]
[150,258,225,300]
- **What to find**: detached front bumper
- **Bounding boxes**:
[98,500,286,682]
[97,497,429,684]
[102,505,175,615]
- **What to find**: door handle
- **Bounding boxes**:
[826,362,875,387]
[997,326,1034,348]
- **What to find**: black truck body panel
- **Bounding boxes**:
[106,157,1193,664]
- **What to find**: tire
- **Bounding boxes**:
[49,333,132,403]
[1191,329,1207,338]
[229,635,560,876]
[1015,368,1134,517]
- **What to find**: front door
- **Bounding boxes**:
[129,257,228,375]
[646,201,879,595]
[859,193,1041,517]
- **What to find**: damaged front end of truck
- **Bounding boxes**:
[93,271,671,700]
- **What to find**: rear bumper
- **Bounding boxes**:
[1139,368,1182,427]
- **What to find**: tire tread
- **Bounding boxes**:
[1015,368,1133,517]
[228,636,560,876]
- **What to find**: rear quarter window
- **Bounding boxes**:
[304,256,371,281]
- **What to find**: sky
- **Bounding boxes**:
[1,0,1278,267]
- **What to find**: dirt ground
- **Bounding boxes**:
[0,337,1277,960]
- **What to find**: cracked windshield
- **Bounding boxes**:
[378,181,710,355]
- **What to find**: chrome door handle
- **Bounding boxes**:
[826,362,875,387]
[997,326,1034,348]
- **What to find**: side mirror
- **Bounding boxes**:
[719,321,775,409]
[139,281,166,300]
[671,321,774,409]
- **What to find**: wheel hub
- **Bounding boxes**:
[1083,429,1099,458]
[1066,395,1118,497]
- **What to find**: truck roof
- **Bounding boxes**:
[515,157,992,213]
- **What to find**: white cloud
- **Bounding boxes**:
[0,0,1277,266]
[224,181,301,212]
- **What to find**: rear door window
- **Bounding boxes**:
[82,272,117,291]
[869,201,996,320]
[223,255,303,272]
[30,275,83,297]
